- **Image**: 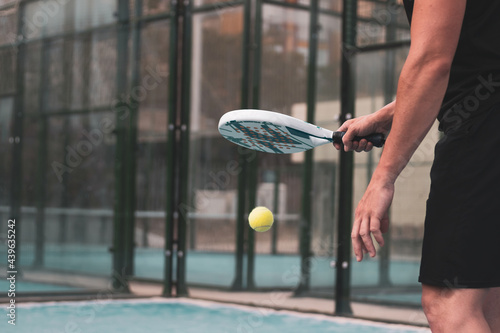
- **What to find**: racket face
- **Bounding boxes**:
[218,110,332,154]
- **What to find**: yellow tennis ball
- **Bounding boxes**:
[248,206,274,232]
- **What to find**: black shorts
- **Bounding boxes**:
[419,103,500,288]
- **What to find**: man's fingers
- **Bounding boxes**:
[343,132,356,151]
[336,140,372,152]
[352,208,392,261]
[369,218,385,252]
[335,120,354,151]
[361,242,369,255]
[351,218,363,262]
[359,217,377,258]
[352,236,364,262]
[343,138,374,153]
[345,140,358,152]
[341,122,360,152]
[365,142,374,152]
[355,139,369,152]
[371,229,385,249]
[337,119,354,133]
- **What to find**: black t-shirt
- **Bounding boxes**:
[403,0,500,132]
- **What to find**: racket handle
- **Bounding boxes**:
[332,132,385,148]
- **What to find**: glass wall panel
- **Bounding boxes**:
[89,30,117,108]
[142,0,170,14]
[307,12,341,292]
[0,4,17,46]
[70,34,92,110]
[1,0,120,294]
[357,0,409,47]
[17,113,115,281]
[22,0,116,41]
[74,0,116,31]
[186,4,244,287]
[250,4,310,289]
[134,20,171,280]
[320,0,341,11]
[0,47,16,95]
[23,41,42,113]
[45,38,66,111]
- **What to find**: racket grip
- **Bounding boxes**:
[332,132,385,148]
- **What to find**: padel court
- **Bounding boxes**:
[0,0,433,331]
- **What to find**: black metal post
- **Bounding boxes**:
[295,0,320,296]
[112,0,131,292]
[121,0,143,280]
[244,0,264,290]
[164,0,191,297]
[176,0,193,297]
[232,0,254,291]
[335,0,357,316]
[163,0,180,297]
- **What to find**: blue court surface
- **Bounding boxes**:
[1,298,430,333]
[0,243,422,305]
[2,244,420,286]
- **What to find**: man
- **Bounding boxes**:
[334,0,500,332]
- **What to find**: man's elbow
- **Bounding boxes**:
[426,57,453,78]
[404,54,453,80]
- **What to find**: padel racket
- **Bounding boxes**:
[218,109,385,154]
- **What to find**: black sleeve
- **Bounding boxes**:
[403,0,414,25]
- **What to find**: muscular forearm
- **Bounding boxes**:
[373,59,451,184]
[371,0,466,184]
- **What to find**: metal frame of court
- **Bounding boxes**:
[1,0,412,318]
